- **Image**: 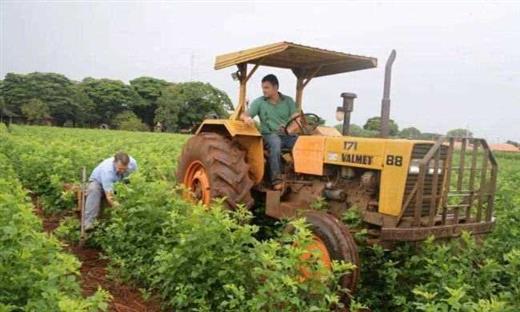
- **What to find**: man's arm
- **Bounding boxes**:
[288,97,299,117]
[100,170,119,207]
[285,98,302,134]
[241,99,259,126]
[105,191,119,207]
[240,112,255,126]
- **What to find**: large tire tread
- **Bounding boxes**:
[304,211,360,296]
[176,132,254,209]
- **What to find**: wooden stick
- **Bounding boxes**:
[79,167,86,245]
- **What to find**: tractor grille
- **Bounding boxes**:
[402,144,448,218]
[382,137,497,241]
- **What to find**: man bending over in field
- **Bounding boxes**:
[84,151,137,230]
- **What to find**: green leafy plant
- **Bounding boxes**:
[90,174,352,311]
[0,152,110,311]
[55,216,81,244]
[2,125,520,311]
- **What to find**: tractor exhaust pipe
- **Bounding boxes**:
[340,92,357,136]
[380,49,397,138]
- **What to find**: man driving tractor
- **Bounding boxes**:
[241,74,299,190]
[176,42,499,297]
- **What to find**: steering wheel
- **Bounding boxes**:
[284,112,321,135]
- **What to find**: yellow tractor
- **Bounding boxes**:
[176,42,498,293]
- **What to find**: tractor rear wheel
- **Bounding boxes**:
[176,132,254,209]
[303,211,360,300]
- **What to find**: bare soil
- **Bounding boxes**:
[33,201,162,312]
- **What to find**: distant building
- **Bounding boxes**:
[452,141,519,153]
[488,143,520,153]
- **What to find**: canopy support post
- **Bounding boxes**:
[293,66,322,111]
[232,62,261,120]
[236,63,247,120]
[295,77,304,111]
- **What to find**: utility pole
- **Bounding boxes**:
[190,52,195,81]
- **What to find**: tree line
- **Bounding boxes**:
[0,72,233,131]
[0,72,474,137]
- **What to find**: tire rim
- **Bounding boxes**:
[299,235,332,280]
[183,160,211,205]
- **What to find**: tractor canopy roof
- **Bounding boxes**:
[214,41,377,77]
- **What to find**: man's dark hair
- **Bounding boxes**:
[114,151,130,165]
[262,74,279,87]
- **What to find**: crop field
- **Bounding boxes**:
[1,124,519,311]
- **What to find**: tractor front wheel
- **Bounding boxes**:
[176,132,254,209]
[303,211,360,300]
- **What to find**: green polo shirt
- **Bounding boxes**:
[248,93,297,134]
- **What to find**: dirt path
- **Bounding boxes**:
[34,202,162,312]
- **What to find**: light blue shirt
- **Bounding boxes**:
[89,156,138,192]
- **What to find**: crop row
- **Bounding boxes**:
[0,125,351,311]
[0,125,110,311]
[1,124,519,311]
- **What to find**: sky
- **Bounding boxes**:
[1,0,519,142]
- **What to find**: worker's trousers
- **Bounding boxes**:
[84,180,105,230]
[263,133,298,185]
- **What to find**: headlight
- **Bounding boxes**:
[409,159,420,174]
[408,159,443,175]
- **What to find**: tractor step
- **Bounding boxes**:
[265,190,281,218]
[265,190,301,219]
